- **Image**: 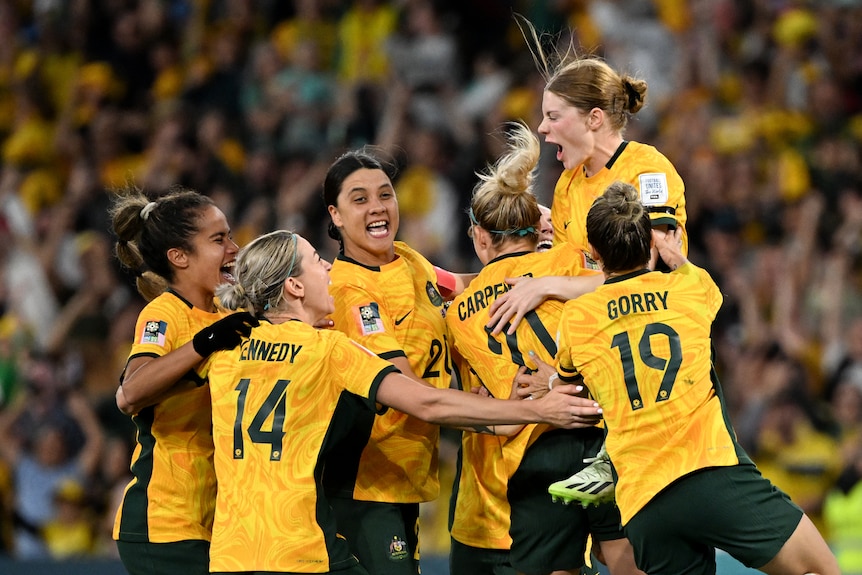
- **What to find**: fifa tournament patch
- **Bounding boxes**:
[355,303,385,335]
[388,535,409,562]
[140,320,168,346]
[638,172,669,206]
[425,281,444,307]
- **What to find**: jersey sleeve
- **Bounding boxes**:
[330,334,400,410]
[673,263,723,320]
[552,242,602,276]
[632,152,688,254]
[129,297,188,359]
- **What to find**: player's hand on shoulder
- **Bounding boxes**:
[486,276,547,335]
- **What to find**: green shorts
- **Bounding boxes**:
[116,539,209,575]
[328,498,419,575]
[507,427,625,575]
[625,464,804,575]
[449,537,515,575]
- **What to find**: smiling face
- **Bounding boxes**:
[537,204,553,251]
[327,168,399,266]
[181,204,239,295]
[537,90,594,171]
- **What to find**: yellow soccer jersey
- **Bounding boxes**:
[551,141,688,254]
[446,244,596,548]
[327,241,449,503]
[557,263,744,524]
[113,290,223,544]
[201,320,398,573]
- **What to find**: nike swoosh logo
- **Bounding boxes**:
[394,310,413,326]
[563,220,571,230]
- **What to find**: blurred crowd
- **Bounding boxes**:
[0,0,861,569]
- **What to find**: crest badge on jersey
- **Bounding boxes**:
[638,172,669,206]
[141,320,168,346]
[388,535,409,562]
[425,281,444,307]
[355,303,384,335]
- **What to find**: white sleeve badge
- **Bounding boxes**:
[638,173,669,206]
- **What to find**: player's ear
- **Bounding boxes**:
[328,205,343,228]
[284,277,304,299]
[167,247,188,270]
[473,225,492,249]
[588,107,603,130]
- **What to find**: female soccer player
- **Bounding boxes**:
[487,17,688,335]
[487,17,692,507]
[446,122,640,575]
[320,149,469,575]
[110,188,257,575]
[200,229,595,574]
[553,181,838,575]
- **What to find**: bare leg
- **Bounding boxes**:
[597,538,646,575]
[757,514,839,575]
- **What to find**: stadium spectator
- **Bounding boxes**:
[0,351,103,559]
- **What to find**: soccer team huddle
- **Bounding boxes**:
[109,18,839,575]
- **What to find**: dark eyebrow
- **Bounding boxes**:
[348,183,394,194]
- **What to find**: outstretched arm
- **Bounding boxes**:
[376,371,601,431]
[486,274,603,335]
[66,392,105,478]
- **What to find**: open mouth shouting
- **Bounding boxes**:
[221,260,236,284]
[367,220,391,238]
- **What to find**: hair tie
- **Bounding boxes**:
[469,208,537,238]
[140,202,158,221]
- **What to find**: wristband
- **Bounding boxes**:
[434,266,457,298]
[548,373,558,390]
